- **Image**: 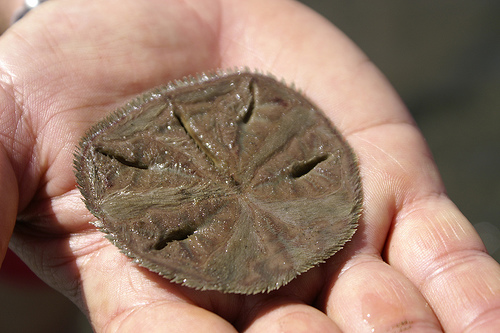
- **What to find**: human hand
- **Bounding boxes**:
[1,0,499,331]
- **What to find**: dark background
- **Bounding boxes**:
[1,1,499,332]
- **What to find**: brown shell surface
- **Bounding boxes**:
[74,71,362,294]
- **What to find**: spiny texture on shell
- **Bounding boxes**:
[74,70,362,294]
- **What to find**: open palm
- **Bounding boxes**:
[1,0,498,332]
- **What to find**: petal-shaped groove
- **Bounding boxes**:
[74,71,362,294]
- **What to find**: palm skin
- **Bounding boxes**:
[0,0,499,332]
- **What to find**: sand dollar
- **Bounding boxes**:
[74,71,362,294]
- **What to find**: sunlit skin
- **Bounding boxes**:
[1,0,499,332]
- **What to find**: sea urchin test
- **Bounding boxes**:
[74,71,362,294]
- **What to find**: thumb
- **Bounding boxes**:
[0,144,18,265]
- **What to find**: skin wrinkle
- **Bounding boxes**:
[389,205,468,278]
[365,271,417,323]
[333,251,382,281]
[427,254,471,296]
[0,68,16,107]
[352,143,434,218]
[394,191,449,223]
[399,205,486,284]
[73,245,107,308]
[37,122,79,197]
[422,250,492,297]
[437,215,465,255]
[83,251,132,322]
[70,233,110,265]
[356,132,408,174]
[429,256,499,332]
[465,305,500,333]
[105,303,152,333]
[386,194,449,265]
[349,120,429,186]
[424,214,453,254]
[377,274,404,300]
[0,68,44,213]
[372,149,444,215]
[42,3,134,67]
[346,115,417,141]
[469,271,496,305]
[0,72,29,151]
[439,209,469,241]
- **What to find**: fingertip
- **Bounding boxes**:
[244,303,340,333]
[103,302,237,333]
[325,255,442,332]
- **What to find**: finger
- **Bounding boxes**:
[331,35,500,330]
[319,109,447,330]
[388,196,500,331]
[109,304,236,333]
[74,239,237,332]
[324,253,442,332]
[322,78,500,330]
[340,53,500,329]
[245,302,341,333]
